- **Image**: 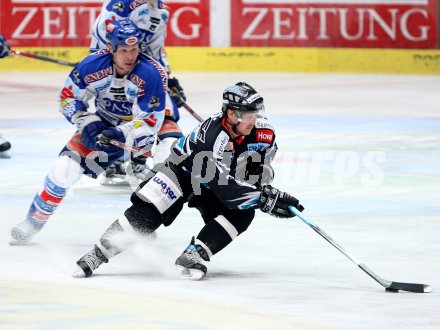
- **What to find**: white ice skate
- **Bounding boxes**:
[10,220,41,245]
[175,237,209,280]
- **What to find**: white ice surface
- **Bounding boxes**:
[0,72,439,329]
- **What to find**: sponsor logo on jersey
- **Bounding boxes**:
[247,143,269,152]
[61,102,77,121]
[213,131,230,159]
[152,177,178,201]
[129,73,145,96]
[255,119,273,130]
[84,66,113,84]
[146,58,167,91]
[60,85,74,100]
[113,95,127,101]
[72,69,81,84]
[130,0,150,10]
[148,96,160,109]
[256,129,273,143]
[91,49,110,56]
[127,87,138,97]
[143,114,157,127]
[112,2,125,13]
[110,87,125,94]
[94,81,111,92]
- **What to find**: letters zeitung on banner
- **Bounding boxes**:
[232,0,439,48]
[0,0,437,49]
[0,0,210,47]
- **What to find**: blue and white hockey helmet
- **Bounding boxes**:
[106,18,143,50]
[222,82,265,119]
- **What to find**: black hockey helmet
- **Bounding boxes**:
[221,82,265,118]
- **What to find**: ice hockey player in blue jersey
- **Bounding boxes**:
[72,82,304,280]
[91,0,186,185]
[10,19,171,245]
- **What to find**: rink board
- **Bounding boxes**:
[1,47,440,74]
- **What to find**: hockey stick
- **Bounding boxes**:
[11,48,205,124]
[10,49,78,67]
[2,35,205,123]
[288,206,432,293]
[0,34,76,66]
[107,139,152,158]
[180,99,204,122]
[168,87,204,123]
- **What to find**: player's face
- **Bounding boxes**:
[234,111,257,136]
[112,44,140,76]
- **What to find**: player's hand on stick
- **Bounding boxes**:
[259,185,304,218]
[168,76,186,108]
[75,112,107,150]
[96,128,125,157]
[0,35,11,58]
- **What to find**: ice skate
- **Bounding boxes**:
[10,220,41,245]
[100,156,150,186]
[99,160,129,186]
[0,135,11,159]
[73,245,108,278]
[175,237,210,280]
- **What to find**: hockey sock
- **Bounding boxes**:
[196,216,237,256]
[26,176,67,228]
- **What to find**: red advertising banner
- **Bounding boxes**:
[0,0,102,47]
[231,0,439,49]
[166,0,210,46]
[0,0,209,47]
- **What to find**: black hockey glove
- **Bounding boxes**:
[168,76,186,108]
[259,185,304,218]
[0,35,11,58]
[96,127,125,158]
[75,112,107,150]
[246,163,275,189]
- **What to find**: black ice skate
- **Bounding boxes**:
[175,237,210,280]
[100,156,149,186]
[99,160,129,186]
[73,245,108,278]
[0,135,11,159]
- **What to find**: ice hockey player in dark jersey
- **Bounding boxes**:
[73,82,304,280]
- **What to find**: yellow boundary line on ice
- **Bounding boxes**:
[1,47,439,74]
[0,280,333,330]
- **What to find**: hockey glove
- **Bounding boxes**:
[96,127,125,158]
[259,185,304,218]
[75,113,107,150]
[168,77,186,108]
[0,35,11,58]
[247,163,275,189]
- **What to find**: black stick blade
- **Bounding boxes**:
[388,281,432,293]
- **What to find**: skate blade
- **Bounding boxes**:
[9,239,35,246]
[175,265,205,281]
[72,264,87,278]
[0,152,11,159]
[99,176,130,186]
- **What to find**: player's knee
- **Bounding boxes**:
[124,196,163,234]
[225,209,255,235]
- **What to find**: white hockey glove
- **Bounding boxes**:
[259,185,304,218]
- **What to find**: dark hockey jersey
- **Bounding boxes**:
[173,112,277,210]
